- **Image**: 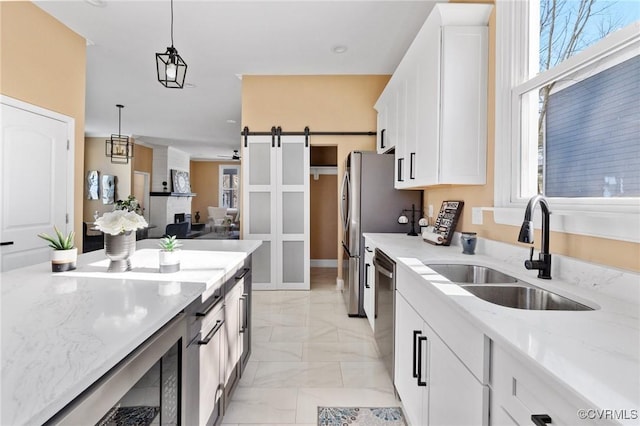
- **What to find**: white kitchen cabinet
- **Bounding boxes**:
[374,80,399,154]
[363,245,375,331]
[224,280,243,389]
[395,291,487,426]
[374,3,492,189]
[491,343,612,426]
[395,292,428,426]
[395,264,489,426]
[242,134,310,290]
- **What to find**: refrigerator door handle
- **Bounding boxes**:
[342,241,358,258]
[340,172,351,231]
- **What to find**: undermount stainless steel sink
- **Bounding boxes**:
[425,263,594,311]
[427,264,518,284]
[460,284,594,311]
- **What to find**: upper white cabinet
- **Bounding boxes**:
[242,135,310,290]
[374,3,492,189]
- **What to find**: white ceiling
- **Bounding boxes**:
[35,0,438,159]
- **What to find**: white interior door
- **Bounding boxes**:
[242,135,277,289]
[276,136,309,290]
[0,98,74,272]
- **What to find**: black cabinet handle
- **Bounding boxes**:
[197,319,225,345]
[412,330,422,378]
[410,152,416,180]
[531,414,552,425]
[380,129,386,150]
[0,241,14,246]
[397,158,404,182]
[365,263,371,288]
[235,267,250,280]
[195,294,222,318]
[417,335,427,386]
[365,246,373,253]
[239,296,247,333]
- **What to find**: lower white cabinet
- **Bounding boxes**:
[395,291,487,426]
[363,245,375,331]
[224,281,244,391]
[491,344,613,426]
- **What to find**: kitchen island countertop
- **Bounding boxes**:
[1,239,261,426]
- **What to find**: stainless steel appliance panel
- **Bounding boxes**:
[373,248,396,382]
[340,151,421,317]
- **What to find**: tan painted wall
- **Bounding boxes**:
[83,137,132,221]
[311,174,338,260]
[423,0,639,272]
[190,160,239,223]
[133,144,153,176]
[1,2,86,251]
[242,75,389,270]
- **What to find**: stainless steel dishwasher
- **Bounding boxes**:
[373,248,395,382]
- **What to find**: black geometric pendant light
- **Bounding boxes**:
[156,0,187,88]
[105,104,133,164]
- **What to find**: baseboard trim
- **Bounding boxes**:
[310,259,338,268]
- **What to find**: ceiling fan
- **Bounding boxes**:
[217,150,241,161]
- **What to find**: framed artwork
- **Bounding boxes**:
[171,169,191,193]
[102,174,115,204]
[87,170,99,200]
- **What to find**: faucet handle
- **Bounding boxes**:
[524,247,536,270]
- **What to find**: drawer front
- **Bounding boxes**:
[491,344,617,426]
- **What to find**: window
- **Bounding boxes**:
[495,0,640,241]
[219,165,239,208]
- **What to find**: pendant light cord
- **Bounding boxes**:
[170,0,174,48]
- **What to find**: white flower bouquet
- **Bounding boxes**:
[95,195,148,236]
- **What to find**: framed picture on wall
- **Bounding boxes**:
[87,170,99,200]
[171,169,191,193]
[102,174,115,204]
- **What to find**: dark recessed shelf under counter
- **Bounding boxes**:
[150,192,197,197]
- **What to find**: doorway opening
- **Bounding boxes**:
[310,146,338,290]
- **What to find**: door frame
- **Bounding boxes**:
[1,95,75,235]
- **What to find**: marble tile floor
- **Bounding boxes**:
[222,268,402,425]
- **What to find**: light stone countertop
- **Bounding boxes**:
[364,232,639,424]
[0,238,261,426]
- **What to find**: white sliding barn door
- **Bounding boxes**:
[242,134,309,290]
[0,97,74,272]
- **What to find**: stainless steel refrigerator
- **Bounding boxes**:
[340,151,421,316]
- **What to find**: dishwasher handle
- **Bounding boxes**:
[373,257,393,279]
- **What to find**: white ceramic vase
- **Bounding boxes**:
[51,248,77,272]
[159,250,181,273]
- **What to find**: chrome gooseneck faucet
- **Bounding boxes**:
[518,194,552,279]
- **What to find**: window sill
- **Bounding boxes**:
[484,207,639,243]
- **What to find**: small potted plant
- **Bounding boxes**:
[38,226,77,272]
[158,235,182,273]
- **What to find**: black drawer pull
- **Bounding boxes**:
[0,241,14,246]
[531,414,552,425]
[195,294,222,317]
[397,158,404,182]
[365,263,370,288]
[197,319,225,345]
[410,152,416,179]
[380,128,386,149]
[417,335,427,386]
[235,267,250,280]
[412,330,422,378]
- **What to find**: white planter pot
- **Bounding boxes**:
[51,248,77,272]
[159,250,180,273]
